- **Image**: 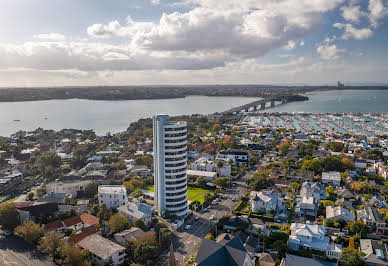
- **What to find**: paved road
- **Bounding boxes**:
[157,179,248,265]
[0,235,54,266]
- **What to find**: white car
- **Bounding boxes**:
[185,225,191,230]
[210,215,216,220]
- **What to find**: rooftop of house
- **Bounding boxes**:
[195,235,250,266]
[98,185,126,194]
[326,206,354,220]
[321,171,341,181]
[114,227,145,241]
[117,202,153,219]
[281,254,337,266]
[77,234,125,260]
[360,239,388,265]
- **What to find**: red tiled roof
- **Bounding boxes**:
[13,202,32,209]
[68,225,100,244]
[63,215,83,227]
[44,220,63,232]
[80,213,99,226]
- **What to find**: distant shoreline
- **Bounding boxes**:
[0,86,387,102]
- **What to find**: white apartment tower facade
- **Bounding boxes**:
[153,115,188,217]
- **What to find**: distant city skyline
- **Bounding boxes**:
[1,0,388,87]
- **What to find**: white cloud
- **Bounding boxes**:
[34,33,66,41]
[300,40,305,46]
[316,42,346,60]
[368,0,388,28]
[151,0,160,5]
[333,23,373,40]
[284,41,296,50]
[340,4,365,23]
[86,0,346,60]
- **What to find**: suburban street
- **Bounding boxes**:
[157,179,247,265]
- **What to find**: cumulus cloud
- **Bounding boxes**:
[0,42,224,71]
[316,40,346,60]
[368,0,388,28]
[340,4,365,23]
[86,0,346,60]
[300,40,305,46]
[333,23,373,40]
[284,41,296,50]
[151,0,160,5]
[34,33,66,41]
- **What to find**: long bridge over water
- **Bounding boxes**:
[223,94,305,114]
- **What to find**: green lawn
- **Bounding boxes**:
[0,195,6,202]
[144,185,211,204]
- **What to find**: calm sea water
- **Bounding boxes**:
[0,90,387,137]
[262,90,388,113]
[0,96,259,137]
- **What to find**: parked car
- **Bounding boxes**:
[210,215,216,220]
[185,225,191,230]
[195,216,200,221]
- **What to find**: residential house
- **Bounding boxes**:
[280,254,338,266]
[326,206,355,222]
[15,201,58,224]
[295,182,326,218]
[334,188,355,200]
[288,223,343,259]
[250,191,284,215]
[98,185,127,209]
[114,227,145,246]
[77,234,125,265]
[194,234,255,266]
[216,149,250,167]
[43,212,99,235]
[357,206,387,234]
[359,239,388,266]
[117,201,153,227]
[46,180,92,198]
[188,157,232,177]
[321,172,341,187]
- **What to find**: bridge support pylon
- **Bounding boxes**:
[271,100,275,107]
[260,103,266,110]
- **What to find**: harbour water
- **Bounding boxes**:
[0,96,259,137]
[0,89,387,137]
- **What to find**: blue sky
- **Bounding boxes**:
[0,0,387,87]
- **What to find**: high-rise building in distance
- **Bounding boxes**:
[153,114,188,217]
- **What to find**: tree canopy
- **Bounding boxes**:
[0,202,20,231]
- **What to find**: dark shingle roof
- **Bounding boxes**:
[195,235,250,266]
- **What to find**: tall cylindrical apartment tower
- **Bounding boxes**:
[153,114,188,217]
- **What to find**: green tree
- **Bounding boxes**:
[38,232,65,261]
[134,155,153,167]
[277,142,291,156]
[109,213,129,234]
[348,221,368,237]
[194,176,207,188]
[15,221,42,245]
[61,244,91,266]
[35,153,62,177]
[340,248,366,266]
[321,156,343,172]
[130,188,143,198]
[135,219,147,231]
[212,177,231,188]
[159,228,173,249]
[36,186,47,198]
[327,141,345,152]
[0,202,20,231]
[246,172,270,191]
[302,158,322,174]
[27,192,34,201]
[133,242,159,264]
[123,179,143,193]
[84,183,98,198]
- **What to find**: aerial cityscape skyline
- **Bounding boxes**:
[1,0,388,86]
